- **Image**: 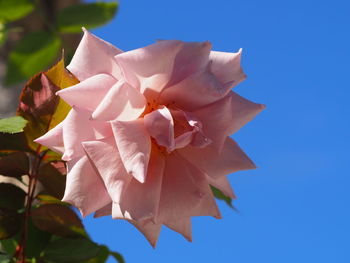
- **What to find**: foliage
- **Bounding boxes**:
[2,0,119,85]
[0,61,124,263]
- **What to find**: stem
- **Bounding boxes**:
[15,148,45,263]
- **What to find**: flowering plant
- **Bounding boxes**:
[35,29,264,246]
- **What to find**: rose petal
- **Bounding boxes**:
[34,122,64,154]
[82,137,132,204]
[209,48,246,89]
[144,106,175,151]
[159,66,226,111]
[164,218,192,242]
[191,91,265,150]
[115,40,183,93]
[67,28,122,81]
[111,119,151,183]
[62,107,111,161]
[57,74,117,111]
[207,176,236,199]
[158,153,218,223]
[178,136,256,179]
[129,219,162,248]
[113,148,165,221]
[92,80,146,121]
[62,156,111,217]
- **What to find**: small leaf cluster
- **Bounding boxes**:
[0,60,124,263]
[0,0,118,86]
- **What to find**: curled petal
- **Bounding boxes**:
[63,156,111,217]
[111,119,151,183]
[57,74,117,111]
[67,28,123,81]
[209,48,246,89]
[92,80,146,122]
[34,122,64,154]
[192,91,265,150]
[178,137,256,179]
[82,137,132,204]
[144,106,175,151]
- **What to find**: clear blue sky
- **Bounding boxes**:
[83,0,350,262]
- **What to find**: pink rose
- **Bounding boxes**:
[35,28,264,246]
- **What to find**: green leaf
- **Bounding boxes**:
[0,254,11,263]
[0,184,26,211]
[43,238,101,263]
[0,208,21,240]
[0,22,7,46]
[26,218,51,258]
[0,238,17,255]
[57,2,118,33]
[0,152,29,178]
[31,204,86,238]
[0,116,27,134]
[5,31,61,85]
[0,0,34,22]
[110,251,125,263]
[211,185,235,209]
[81,245,109,263]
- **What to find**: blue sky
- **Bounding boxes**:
[83,0,350,262]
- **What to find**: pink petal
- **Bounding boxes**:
[67,28,122,81]
[92,80,146,122]
[144,106,175,151]
[209,49,246,89]
[82,137,132,203]
[34,122,64,154]
[111,119,151,183]
[56,74,117,111]
[62,107,111,161]
[112,148,165,221]
[207,176,236,199]
[165,218,192,242]
[159,66,226,111]
[166,41,212,88]
[191,91,265,150]
[62,156,111,217]
[129,219,162,248]
[178,137,256,179]
[115,40,183,93]
[158,153,218,223]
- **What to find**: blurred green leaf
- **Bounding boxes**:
[0,238,17,256]
[211,185,234,209]
[57,2,118,33]
[36,194,67,205]
[26,218,51,258]
[43,238,101,263]
[110,251,125,263]
[37,162,66,199]
[0,22,7,46]
[81,245,109,263]
[0,152,29,178]
[0,208,21,240]
[0,116,27,134]
[0,184,26,211]
[5,31,61,85]
[0,0,34,22]
[31,204,86,238]
[0,254,11,263]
